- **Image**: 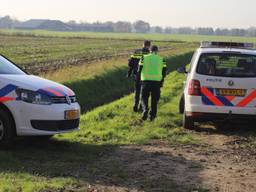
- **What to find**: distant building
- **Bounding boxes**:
[15,19,72,31]
[70,23,114,32]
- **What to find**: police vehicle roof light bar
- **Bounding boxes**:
[200,41,254,49]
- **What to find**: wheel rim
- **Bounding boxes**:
[0,120,4,140]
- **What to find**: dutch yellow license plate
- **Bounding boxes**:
[217,89,246,97]
[65,110,80,120]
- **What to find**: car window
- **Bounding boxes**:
[197,53,256,78]
[0,56,26,75]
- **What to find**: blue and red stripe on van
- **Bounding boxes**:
[201,87,235,107]
[0,84,75,103]
[201,87,256,107]
[38,86,74,97]
[0,84,18,103]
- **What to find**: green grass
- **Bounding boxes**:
[0,52,198,191]
[2,29,256,43]
[65,65,133,112]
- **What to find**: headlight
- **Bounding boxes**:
[16,89,52,105]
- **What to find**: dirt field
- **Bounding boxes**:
[85,124,256,192]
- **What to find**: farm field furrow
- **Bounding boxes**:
[0,32,197,74]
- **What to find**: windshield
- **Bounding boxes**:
[0,56,25,75]
[197,53,256,78]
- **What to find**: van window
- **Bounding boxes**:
[197,53,256,78]
[0,56,25,75]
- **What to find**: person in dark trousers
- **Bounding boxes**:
[138,45,167,121]
[127,40,151,112]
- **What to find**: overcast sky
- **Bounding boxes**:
[0,0,255,28]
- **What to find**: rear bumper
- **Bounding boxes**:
[186,112,256,122]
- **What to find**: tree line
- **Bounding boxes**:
[1,15,256,37]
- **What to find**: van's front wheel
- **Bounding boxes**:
[183,112,194,129]
[0,108,16,148]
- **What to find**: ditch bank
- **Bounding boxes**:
[64,51,194,113]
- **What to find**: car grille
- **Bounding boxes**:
[51,96,77,104]
[31,119,79,131]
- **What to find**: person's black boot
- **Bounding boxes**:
[138,104,143,113]
[149,116,156,122]
[133,105,138,112]
[149,111,156,121]
[142,112,148,121]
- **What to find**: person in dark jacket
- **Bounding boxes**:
[127,40,151,112]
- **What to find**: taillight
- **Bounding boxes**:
[188,79,201,96]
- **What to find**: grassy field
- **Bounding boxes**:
[0,53,196,191]
[0,31,190,74]
[3,28,255,75]
[2,29,256,43]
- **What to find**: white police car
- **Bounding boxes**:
[177,42,256,129]
[0,55,80,145]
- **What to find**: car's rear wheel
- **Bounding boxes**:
[183,112,194,129]
[0,108,16,148]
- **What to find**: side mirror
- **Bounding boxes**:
[176,66,187,74]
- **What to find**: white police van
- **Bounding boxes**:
[0,55,80,145]
[177,42,256,129]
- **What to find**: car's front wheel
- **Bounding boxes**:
[183,112,194,129]
[0,108,16,148]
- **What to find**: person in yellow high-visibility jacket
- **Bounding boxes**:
[138,45,167,121]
